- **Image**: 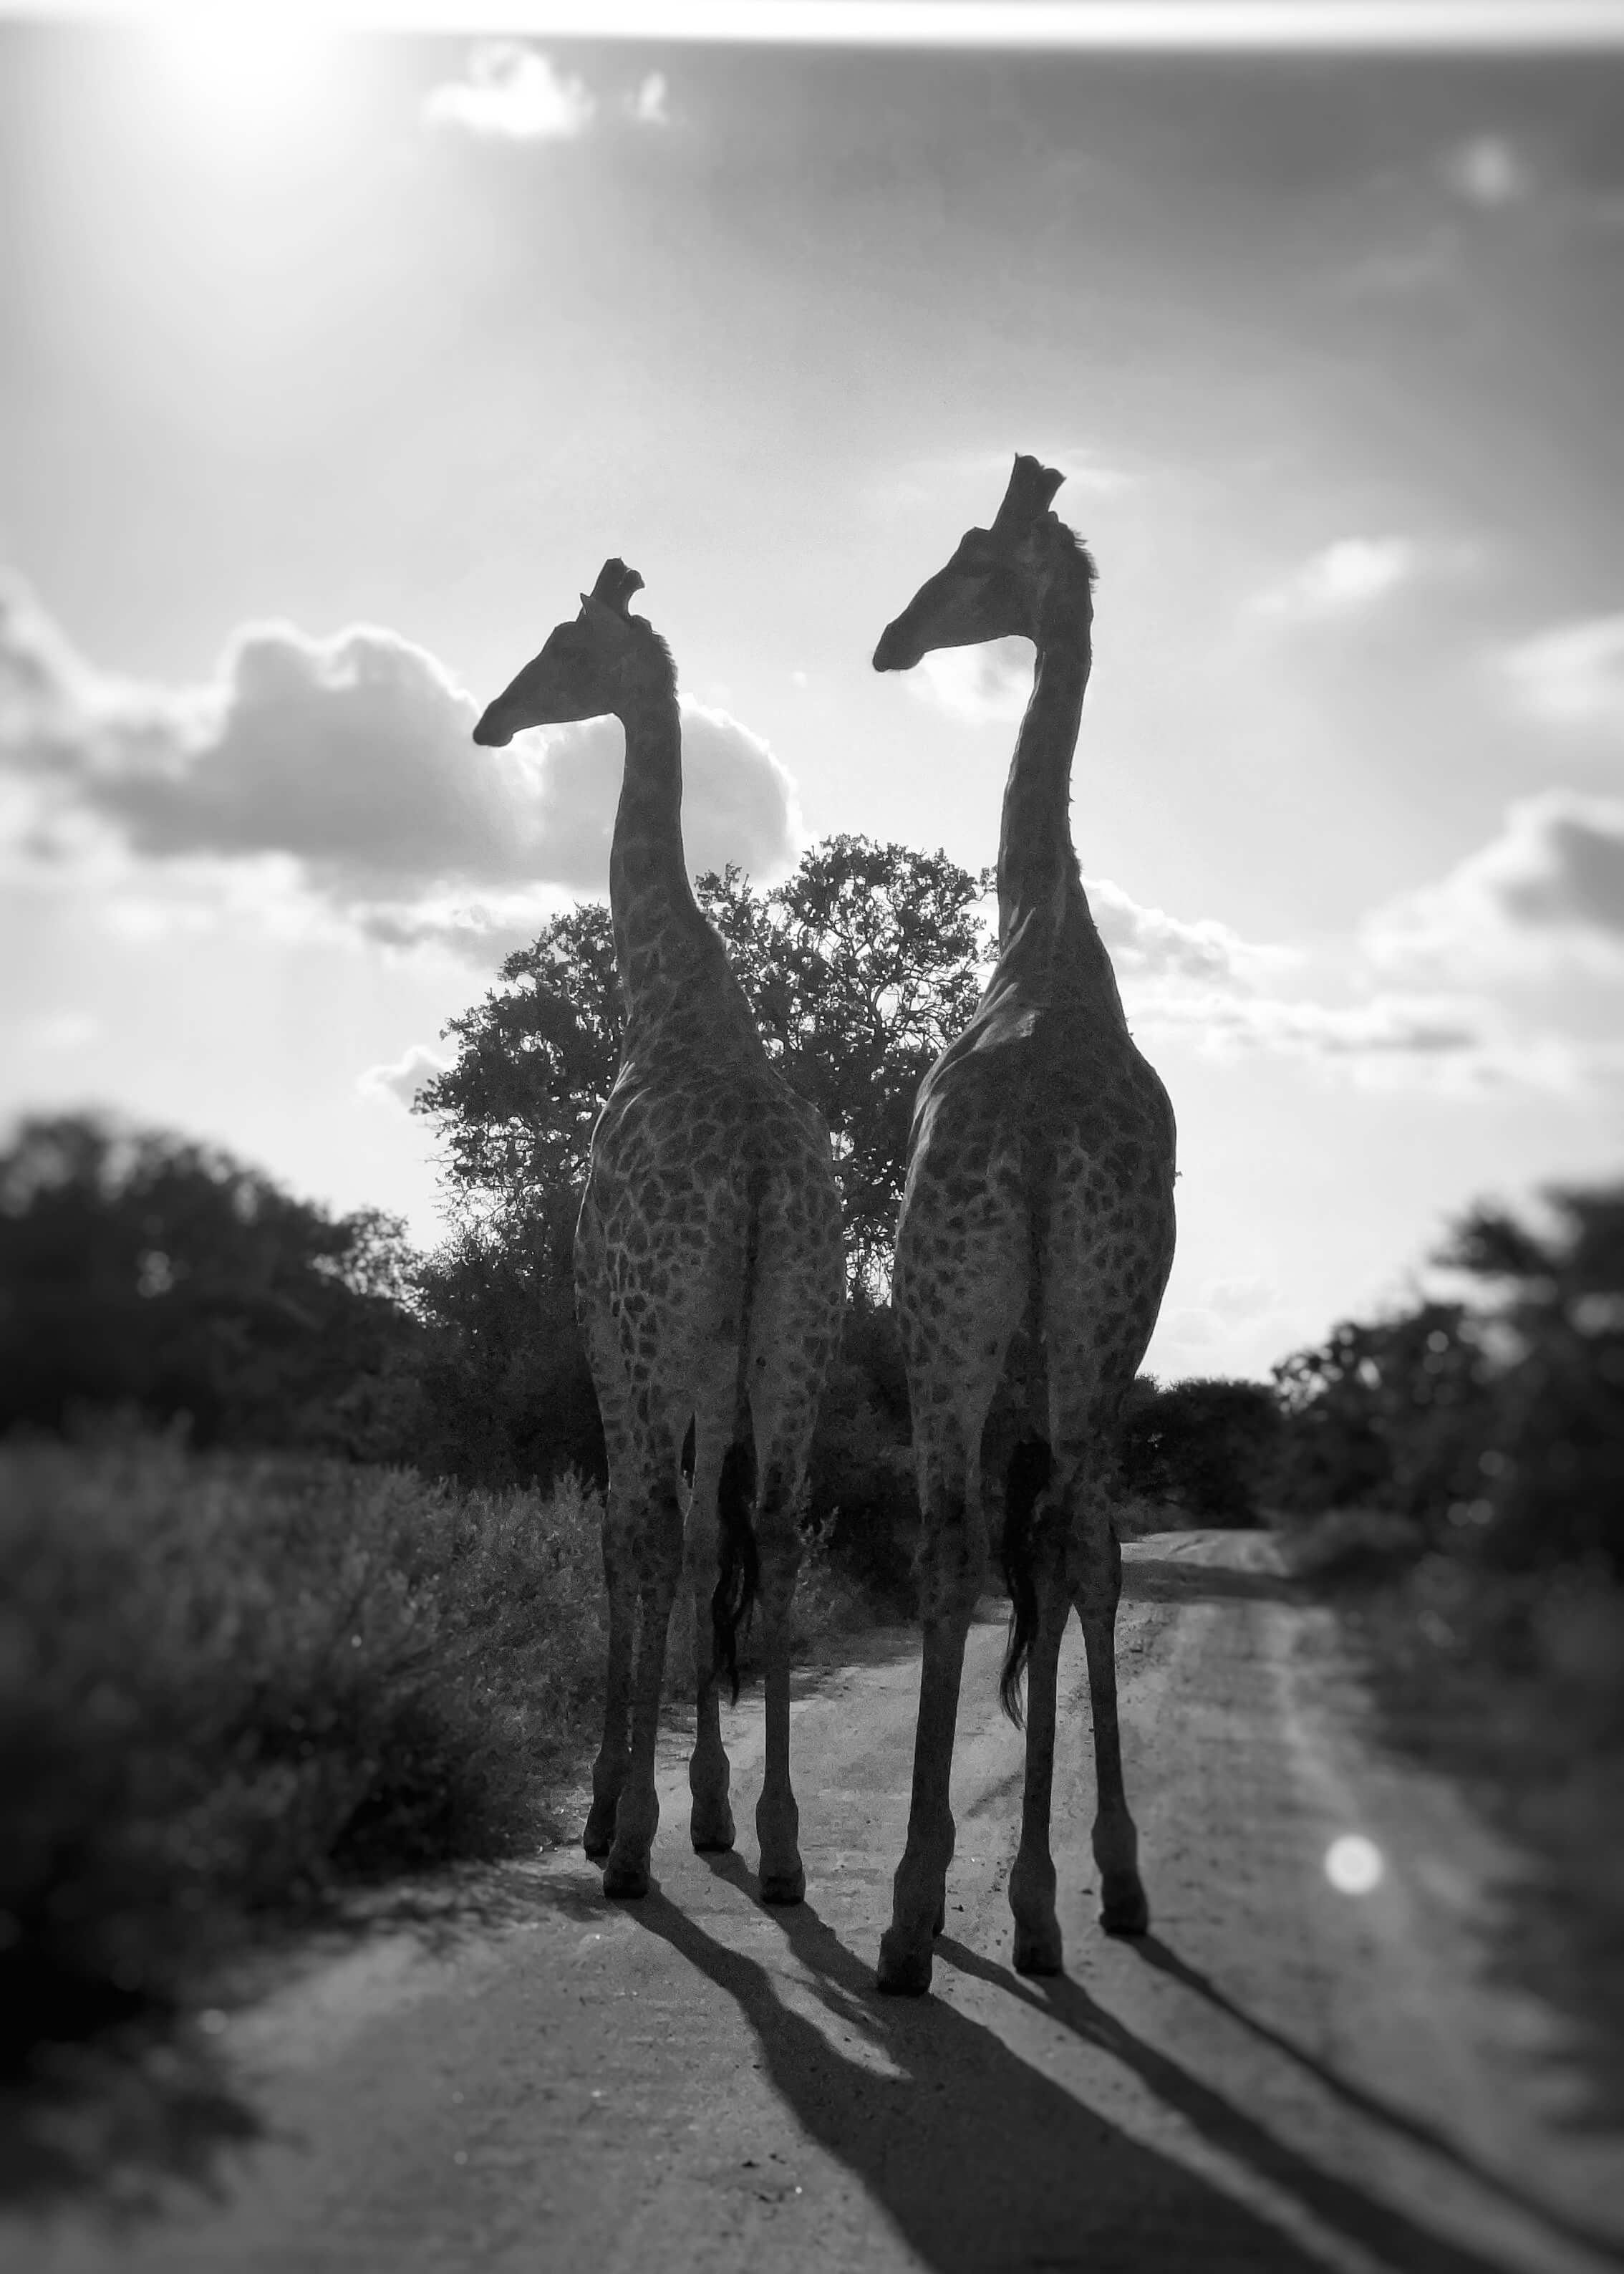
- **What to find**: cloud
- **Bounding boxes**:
[1442,135,1532,208]
[1502,613,1624,733]
[626,72,670,126]
[359,1044,453,1110]
[1367,791,1624,975]
[424,44,595,140]
[1251,536,1419,622]
[1086,877,1287,991]
[1205,1276,1275,1321]
[0,579,801,948]
[906,640,1031,723]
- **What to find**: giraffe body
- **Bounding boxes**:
[872,459,1176,1993]
[475,562,844,1900]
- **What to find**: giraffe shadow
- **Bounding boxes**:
[936,1932,1610,2274]
[625,1861,1519,2274]
[1126,1931,1624,2263]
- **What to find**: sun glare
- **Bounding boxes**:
[148,13,339,145]
[1324,1834,1385,1895]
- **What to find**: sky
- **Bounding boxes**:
[1,2,1622,1380]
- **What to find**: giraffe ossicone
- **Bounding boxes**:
[871,456,1177,1995]
[474,561,844,1903]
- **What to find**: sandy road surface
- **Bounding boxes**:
[14,1531,1624,2274]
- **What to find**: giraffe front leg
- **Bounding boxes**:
[603,1498,684,1900]
[1071,1513,1148,1937]
[753,1468,804,1904]
[584,1498,634,1860]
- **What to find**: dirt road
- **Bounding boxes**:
[16,1532,1624,2273]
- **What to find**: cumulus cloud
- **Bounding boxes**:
[1442,135,1532,208]
[626,72,669,126]
[424,44,596,140]
[1251,536,1419,623]
[1502,613,1624,734]
[907,640,1031,724]
[359,1044,453,1110]
[1205,1276,1275,1321]
[0,579,800,951]
[1086,877,1287,991]
[1367,791,1624,976]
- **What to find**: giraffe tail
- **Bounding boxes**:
[710,1171,766,1705]
[999,1436,1053,1725]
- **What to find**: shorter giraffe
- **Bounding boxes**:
[871,458,1176,1993]
[475,561,844,1901]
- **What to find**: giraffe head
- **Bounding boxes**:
[473,559,657,746]
[872,455,1095,673]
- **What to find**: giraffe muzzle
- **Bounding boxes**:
[872,618,922,673]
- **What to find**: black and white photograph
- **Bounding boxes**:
[1,1,1621,2265]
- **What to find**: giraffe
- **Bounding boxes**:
[869,456,1176,1995]
[473,559,844,1902]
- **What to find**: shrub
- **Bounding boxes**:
[0,1431,607,2082]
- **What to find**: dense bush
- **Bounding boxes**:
[0,1432,608,2084]
[0,1115,423,1462]
[1116,1375,1280,1525]
[1270,1184,1623,1580]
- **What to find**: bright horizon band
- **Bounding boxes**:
[9,1,1624,52]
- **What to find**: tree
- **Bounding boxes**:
[417,835,992,1293]
[1440,1186,1624,1576]
[0,1114,422,1458]
[697,837,992,1287]
[1270,1303,1495,1526]
[415,904,622,1253]
[1116,1376,1281,1525]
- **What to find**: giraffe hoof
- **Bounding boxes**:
[1012,1923,1064,1976]
[1101,1874,1149,1937]
[583,1800,618,1860]
[932,1900,946,1938]
[759,1867,806,1907]
[601,1856,651,1900]
[690,1809,736,1854]
[876,1936,933,1997]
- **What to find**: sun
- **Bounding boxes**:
[147,10,339,146]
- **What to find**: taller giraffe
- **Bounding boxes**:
[870,458,1176,1995]
[474,560,844,1902]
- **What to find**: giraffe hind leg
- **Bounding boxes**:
[685,1371,740,1854]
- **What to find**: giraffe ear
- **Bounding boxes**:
[992,454,1066,536]
[579,591,637,647]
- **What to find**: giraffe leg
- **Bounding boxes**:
[1009,1518,1070,1975]
[877,1432,984,1995]
[602,1480,685,1900]
[1070,1505,1148,1936]
[743,1190,844,1907]
[576,1203,639,1862]
[685,1387,735,1854]
[753,1453,806,1904]
[584,1500,634,1859]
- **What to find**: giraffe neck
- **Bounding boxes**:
[994,593,1129,1031]
[609,650,751,1050]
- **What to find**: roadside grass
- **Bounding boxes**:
[1,1430,904,2205]
[0,1429,609,2202]
[1280,1509,1624,2126]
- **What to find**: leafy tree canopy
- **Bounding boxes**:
[417,835,992,1289]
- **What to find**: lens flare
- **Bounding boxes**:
[1325,1834,1384,1894]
